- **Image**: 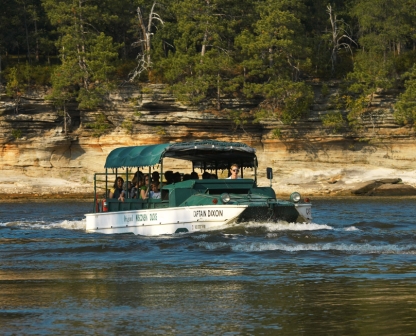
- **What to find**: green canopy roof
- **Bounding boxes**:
[104,140,257,169]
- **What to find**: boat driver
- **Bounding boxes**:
[227,163,241,179]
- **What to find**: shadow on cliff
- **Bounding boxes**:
[279,129,379,162]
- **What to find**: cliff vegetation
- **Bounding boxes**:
[1,0,416,197]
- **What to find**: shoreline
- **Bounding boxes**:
[2,166,416,200]
[2,193,416,201]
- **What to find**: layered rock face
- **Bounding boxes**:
[1,83,416,197]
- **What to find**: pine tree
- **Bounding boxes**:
[235,0,313,124]
[43,0,119,113]
[46,59,78,134]
[159,0,254,107]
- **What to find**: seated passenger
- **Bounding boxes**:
[173,171,182,183]
[132,170,143,186]
[130,182,138,199]
[150,183,161,199]
[227,163,242,179]
[142,182,160,200]
[190,171,199,180]
[140,175,151,199]
[183,173,191,181]
[164,171,174,185]
[152,171,160,185]
[210,173,218,179]
[118,181,131,202]
[202,171,211,179]
[109,177,124,199]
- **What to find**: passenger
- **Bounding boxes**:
[140,174,151,199]
[152,171,160,185]
[150,183,161,199]
[210,173,218,179]
[164,170,174,185]
[109,176,124,199]
[227,163,242,179]
[142,182,160,200]
[152,170,160,183]
[131,177,143,199]
[173,171,182,183]
[183,173,191,181]
[119,181,132,202]
[190,171,199,180]
[132,170,143,186]
[202,171,211,179]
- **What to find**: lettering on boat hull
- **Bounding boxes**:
[86,205,247,236]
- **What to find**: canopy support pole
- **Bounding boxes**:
[160,160,163,185]
[148,166,151,200]
[240,160,244,178]
[126,168,129,199]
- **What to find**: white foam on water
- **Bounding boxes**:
[49,219,86,230]
[244,221,333,231]
[344,226,360,231]
[0,219,86,230]
[197,241,416,254]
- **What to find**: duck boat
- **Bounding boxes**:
[85,140,312,235]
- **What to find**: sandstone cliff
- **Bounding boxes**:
[1,83,416,198]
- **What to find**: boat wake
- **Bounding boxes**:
[195,241,416,254]
[242,221,333,231]
[0,219,360,235]
[0,219,86,231]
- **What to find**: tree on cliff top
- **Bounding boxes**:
[395,65,416,127]
[235,0,313,124]
[42,0,119,115]
[346,0,416,132]
[5,67,26,115]
[46,59,78,135]
[158,0,251,107]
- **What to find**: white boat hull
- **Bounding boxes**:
[85,205,248,235]
[295,203,313,222]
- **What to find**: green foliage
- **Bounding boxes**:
[5,67,25,98]
[5,63,53,92]
[5,67,27,114]
[395,65,416,126]
[234,0,314,124]
[223,109,251,131]
[321,84,330,97]
[351,0,415,55]
[271,128,282,139]
[321,111,345,133]
[171,75,210,105]
[346,52,395,128]
[155,126,167,136]
[46,60,77,104]
[236,0,311,80]
[140,86,153,94]
[121,119,133,133]
[85,113,110,137]
[43,0,119,110]
[11,129,22,139]
[2,0,416,136]
[328,92,347,110]
[252,80,314,124]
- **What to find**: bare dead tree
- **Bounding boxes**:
[129,2,164,82]
[327,4,356,74]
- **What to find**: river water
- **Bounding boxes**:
[1,198,416,335]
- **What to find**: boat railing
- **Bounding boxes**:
[93,172,175,213]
